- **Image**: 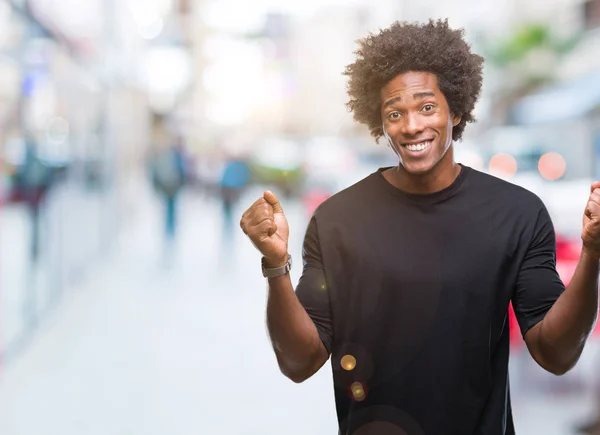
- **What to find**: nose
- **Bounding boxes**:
[401,112,425,137]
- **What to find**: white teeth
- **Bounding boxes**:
[405,141,431,151]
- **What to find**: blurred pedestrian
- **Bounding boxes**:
[12,138,54,327]
[13,138,53,263]
[239,19,600,434]
[220,156,250,233]
[150,136,187,256]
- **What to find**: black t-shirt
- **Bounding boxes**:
[296,165,565,435]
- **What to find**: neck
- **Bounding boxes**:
[389,148,460,194]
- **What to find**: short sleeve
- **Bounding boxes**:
[512,204,566,337]
[295,216,333,354]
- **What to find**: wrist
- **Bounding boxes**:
[581,245,600,262]
[262,253,292,279]
[263,253,289,269]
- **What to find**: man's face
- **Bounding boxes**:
[380,71,460,175]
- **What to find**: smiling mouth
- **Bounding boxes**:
[402,140,432,152]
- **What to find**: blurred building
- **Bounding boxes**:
[484,0,600,182]
[0,0,178,360]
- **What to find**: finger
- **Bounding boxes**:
[586,200,600,219]
[243,198,267,220]
[249,197,267,210]
[248,214,275,229]
[240,209,248,229]
[592,181,600,193]
[264,190,284,214]
[594,188,600,197]
[247,203,274,225]
[253,219,277,239]
[240,213,255,234]
[591,192,600,205]
[241,198,267,223]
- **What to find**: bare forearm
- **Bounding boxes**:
[239,191,327,381]
[266,274,326,380]
[533,248,599,372]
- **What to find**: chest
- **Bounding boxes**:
[331,210,516,288]
[323,208,523,341]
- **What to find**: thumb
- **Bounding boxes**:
[264,190,284,214]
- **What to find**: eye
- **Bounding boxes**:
[422,104,435,112]
[388,112,401,120]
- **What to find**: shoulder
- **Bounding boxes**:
[311,172,379,221]
[465,167,546,212]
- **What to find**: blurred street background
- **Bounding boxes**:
[0,0,600,433]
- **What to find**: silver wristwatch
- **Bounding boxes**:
[262,255,292,278]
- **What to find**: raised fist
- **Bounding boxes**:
[582,182,600,259]
[240,190,289,266]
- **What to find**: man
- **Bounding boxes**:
[239,19,600,434]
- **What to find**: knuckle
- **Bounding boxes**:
[246,226,259,238]
[256,203,269,215]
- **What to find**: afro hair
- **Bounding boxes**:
[344,19,484,142]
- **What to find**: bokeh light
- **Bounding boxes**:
[341,354,357,371]
[488,153,518,178]
[350,382,367,402]
[538,152,567,181]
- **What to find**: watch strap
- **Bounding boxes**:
[262,254,292,278]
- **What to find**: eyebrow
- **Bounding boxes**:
[383,92,436,109]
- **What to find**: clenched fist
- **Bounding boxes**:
[582,181,600,258]
[240,190,289,267]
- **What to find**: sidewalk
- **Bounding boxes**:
[0,188,338,435]
[0,184,113,361]
[0,186,594,435]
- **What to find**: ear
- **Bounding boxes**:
[452,114,461,127]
